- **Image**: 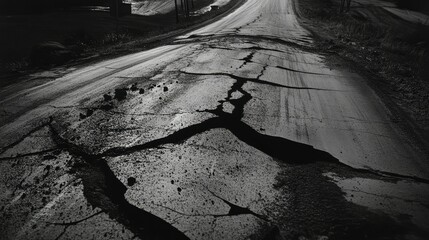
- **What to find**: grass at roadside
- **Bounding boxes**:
[294,0,429,145]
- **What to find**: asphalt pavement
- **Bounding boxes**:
[1,0,428,239]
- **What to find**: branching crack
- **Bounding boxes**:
[347,167,429,185]
[257,65,267,80]
[182,34,315,53]
[244,46,289,54]
[0,117,53,154]
[204,188,268,221]
[47,211,103,226]
[275,65,334,76]
[344,189,429,205]
[231,57,336,76]
[53,226,68,240]
[38,67,348,239]
[238,52,255,69]
[106,110,196,117]
[49,125,190,240]
[16,37,426,240]
[180,70,335,91]
[4,19,428,240]
[0,148,58,161]
[205,44,293,55]
[88,71,429,184]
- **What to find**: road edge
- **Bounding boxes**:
[291,0,429,159]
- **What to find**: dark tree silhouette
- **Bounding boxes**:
[340,0,352,12]
[175,0,179,23]
[174,0,194,22]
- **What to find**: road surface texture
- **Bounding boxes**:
[1,0,428,239]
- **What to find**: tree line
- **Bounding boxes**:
[0,0,106,13]
[174,0,195,22]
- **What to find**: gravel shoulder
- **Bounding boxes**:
[293,0,429,155]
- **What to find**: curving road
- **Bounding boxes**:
[1,0,429,239]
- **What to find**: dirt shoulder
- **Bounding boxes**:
[294,0,429,153]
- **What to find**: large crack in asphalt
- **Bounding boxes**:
[151,186,268,221]
[205,44,294,55]
[274,64,333,76]
[100,70,338,166]
[97,69,429,183]
[204,187,268,220]
[82,65,429,238]
[205,44,326,67]
[0,148,58,161]
[39,66,350,239]
[0,118,53,154]
[4,34,429,239]
[3,78,428,240]
[49,126,190,240]
[178,33,315,53]
[6,64,428,239]
[230,55,338,77]
[238,52,255,69]
[180,70,338,91]
[100,114,338,164]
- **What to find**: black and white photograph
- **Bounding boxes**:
[1,0,428,239]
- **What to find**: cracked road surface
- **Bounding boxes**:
[1,0,429,239]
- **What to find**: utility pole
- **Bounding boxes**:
[116,0,119,33]
[186,0,190,17]
[183,0,187,18]
[174,0,179,23]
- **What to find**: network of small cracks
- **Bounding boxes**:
[179,70,337,92]
[2,66,340,239]
[180,33,316,54]
[206,44,300,56]
[233,14,263,34]
[45,65,429,240]
[3,45,429,240]
[44,68,290,237]
[232,55,338,77]
[207,41,336,77]
[151,186,267,221]
[46,211,104,240]
[238,52,255,69]
[3,64,429,240]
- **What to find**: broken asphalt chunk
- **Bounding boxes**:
[114,88,127,101]
[127,177,136,186]
[103,94,112,101]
